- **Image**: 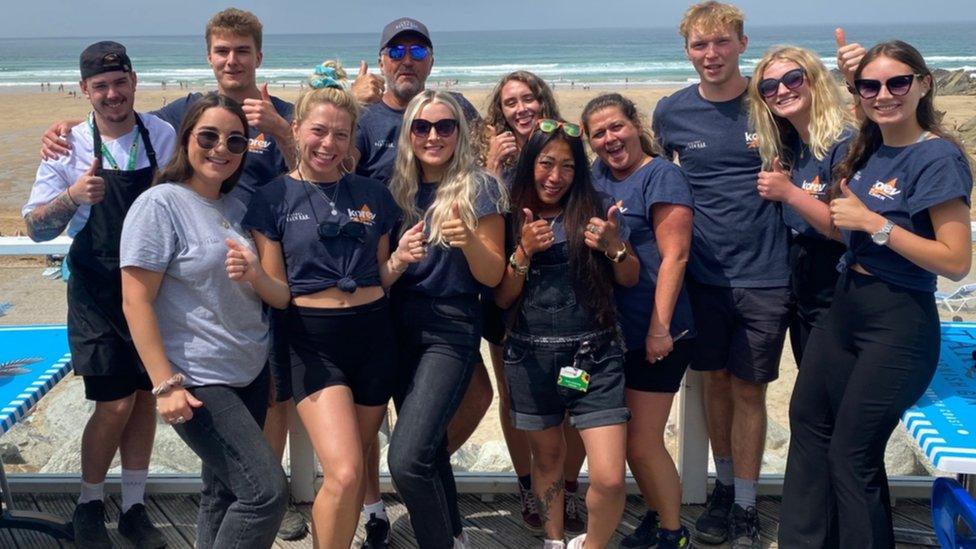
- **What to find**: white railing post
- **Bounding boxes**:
[678,369,709,503]
[287,405,316,503]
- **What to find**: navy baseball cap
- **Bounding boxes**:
[380,17,432,50]
[80,41,132,80]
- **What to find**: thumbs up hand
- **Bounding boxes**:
[829,178,880,232]
[242,82,289,136]
[486,126,518,174]
[441,203,475,249]
[394,219,428,265]
[584,201,625,254]
[519,208,555,257]
[351,60,385,105]
[757,156,796,202]
[225,237,262,283]
[835,27,866,85]
[68,160,106,205]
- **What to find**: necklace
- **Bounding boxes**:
[542,210,564,228]
[299,167,340,216]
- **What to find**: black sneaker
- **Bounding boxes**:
[693,481,734,544]
[658,525,693,549]
[118,503,167,548]
[72,500,111,549]
[564,488,585,536]
[361,513,390,549]
[619,510,659,548]
[276,505,308,540]
[729,504,760,549]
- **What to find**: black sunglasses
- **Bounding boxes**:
[193,130,248,155]
[853,74,922,100]
[410,118,459,138]
[757,68,806,99]
[318,220,366,241]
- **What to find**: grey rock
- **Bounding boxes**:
[0,442,24,464]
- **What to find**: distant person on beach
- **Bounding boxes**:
[479,70,591,536]
[120,93,288,549]
[583,93,696,549]
[495,117,637,549]
[22,41,175,549]
[350,18,492,547]
[781,40,973,548]
[651,3,788,546]
[387,90,508,548]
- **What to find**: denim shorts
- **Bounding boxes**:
[503,330,630,431]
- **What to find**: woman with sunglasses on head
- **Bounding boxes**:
[581,93,695,549]
[747,46,856,366]
[120,93,287,548]
[387,90,508,549]
[780,41,973,548]
[241,61,422,548]
[479,71,589,535]
[496,118,638,549]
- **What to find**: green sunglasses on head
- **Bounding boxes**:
[537,118,582,138]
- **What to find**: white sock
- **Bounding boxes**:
[733,477,757,509]
[121,468,148,512]
[363,499,386,520]
[79,481,104,505]
[544,539,566,548]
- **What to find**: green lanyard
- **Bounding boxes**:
[88,114,141,171]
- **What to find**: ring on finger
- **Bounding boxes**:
[655,356,664,361]
[174,416,186,424]
[586,224,599,234]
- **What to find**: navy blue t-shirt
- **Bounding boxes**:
[242,173,400,296]
[355,92,480,184]
[652,85,789,288]
[395,173,505,298]
[783,131,853,238]
[154,92,294,203]
[842,138,972,292]
[592,158,697,351]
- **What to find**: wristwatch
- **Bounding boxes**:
[871,219,895,246]
[605,242,628,263]
[509,251,530,276]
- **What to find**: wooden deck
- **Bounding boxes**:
[0,493,937,548]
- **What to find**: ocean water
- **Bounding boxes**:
[0,23,973,88]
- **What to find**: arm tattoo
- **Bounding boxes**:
[534,476,564,527]
[24,190,78,242]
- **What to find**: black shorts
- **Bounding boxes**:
[624,340,693,393]
[268,308,292,403]
[481,297,507,346]
[504,331,630,431]
[687,281,790,383]
[286,298,396,406]
[83,372,152,402]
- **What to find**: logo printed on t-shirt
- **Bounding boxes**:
[686,139,707,150]
[801,175,827,198]
[348,204,377,226]
[373,139,396,150]
[249,133,270,154]
[868,178,901,201]
[744,132,760,149]
[286,212,311,222]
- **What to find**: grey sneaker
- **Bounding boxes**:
[118,503,167,548]
[72,500,111,549]
[693,481,733,544]
[276,504,308,540]
[729,504,760,549]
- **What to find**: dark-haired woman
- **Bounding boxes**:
[496,119,638,549]
[120,93,287,549]
[780,41,973,548]
[582,93,695,549]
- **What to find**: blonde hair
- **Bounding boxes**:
[292,61,360,174]
[206,8,263,51]
[390,90,508,247]
[679,1,745,43]
[748,45,854,169]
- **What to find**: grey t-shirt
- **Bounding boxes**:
[120,183,269,387]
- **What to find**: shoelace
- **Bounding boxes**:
[565,491,580,518]
[521,486,540,516]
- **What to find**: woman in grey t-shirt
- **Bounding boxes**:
[120,94,288,549]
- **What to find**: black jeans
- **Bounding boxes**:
[779,270,939,548]
[389,293,481,549]
[787,234,844,365]
[173,369,288,549]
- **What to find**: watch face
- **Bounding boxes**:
[872,232,889,245]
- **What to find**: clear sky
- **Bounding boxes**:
[2,0,974,38]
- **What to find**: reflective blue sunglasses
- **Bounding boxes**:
[386,44,430,61]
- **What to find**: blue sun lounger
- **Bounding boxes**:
[0,325,74,540]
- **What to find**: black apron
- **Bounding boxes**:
[67,115,158,376]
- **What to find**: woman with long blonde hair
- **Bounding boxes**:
[387,90,508,548]
[747,45,855,364]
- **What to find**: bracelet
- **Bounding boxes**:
[649,333,671,338]
[509,251,530,276]
[63,188,79,207]
[152,373,185,397]
[604,242,628,263]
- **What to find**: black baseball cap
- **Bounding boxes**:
[380,17,432,50]
[80,41,132,80]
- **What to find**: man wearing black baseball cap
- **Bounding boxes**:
[23,40,176,549]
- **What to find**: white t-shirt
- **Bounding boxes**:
[22,113,176,237]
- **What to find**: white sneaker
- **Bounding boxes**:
[543,539,566,548]
[567,533,586,549]
[453,531,468,548]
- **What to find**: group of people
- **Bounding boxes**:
[21,2,973,549]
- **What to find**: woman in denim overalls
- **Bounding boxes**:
[495,120,639,549]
